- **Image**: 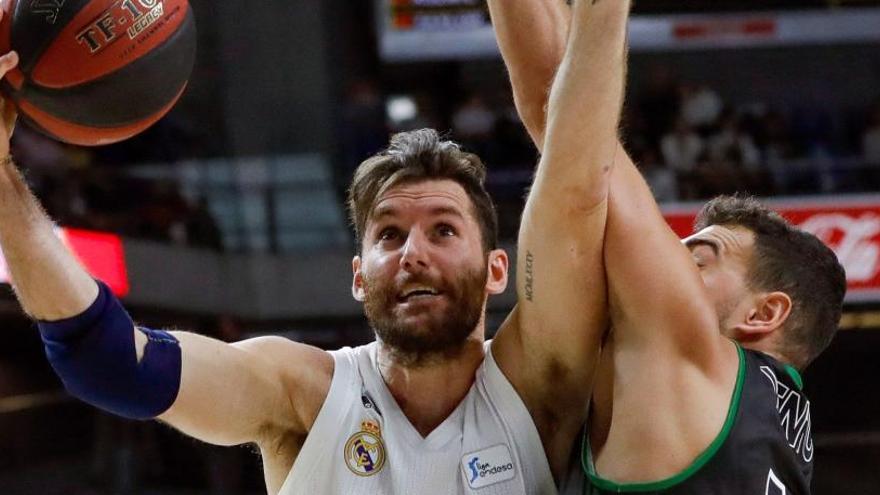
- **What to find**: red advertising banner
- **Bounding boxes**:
[673,18,777,41]
[0,228,129,297]
[663,196,880,303]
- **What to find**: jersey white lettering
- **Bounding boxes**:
[760,366,814,462]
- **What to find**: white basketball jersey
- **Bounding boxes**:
[278,341,558,495]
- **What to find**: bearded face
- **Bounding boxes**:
[362,263,487,367]
[353,179,508,367]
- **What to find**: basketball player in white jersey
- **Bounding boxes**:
[0,2,629,494]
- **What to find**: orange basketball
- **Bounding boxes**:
[0,0,196,146]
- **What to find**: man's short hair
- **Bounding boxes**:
[347,128,499,253]
[694,195,847,369]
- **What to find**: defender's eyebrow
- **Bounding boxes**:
[684,238,720,257]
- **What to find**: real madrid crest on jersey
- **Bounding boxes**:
[344,420,386,476]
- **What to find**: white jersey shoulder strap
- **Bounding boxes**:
[277,345,365,493]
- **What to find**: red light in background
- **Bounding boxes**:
[0,228,129,298]
[61,228,130,297]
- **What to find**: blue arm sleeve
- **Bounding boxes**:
[38,281,182,420]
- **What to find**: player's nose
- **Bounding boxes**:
[400,228,429,272]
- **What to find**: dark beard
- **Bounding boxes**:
[362,265,487,368]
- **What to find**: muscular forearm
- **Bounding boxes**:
[487,0,570,148]
[0,157,98,320]
[539,0,630,204]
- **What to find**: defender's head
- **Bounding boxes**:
[685,195,846,370]
[347,129,508,366]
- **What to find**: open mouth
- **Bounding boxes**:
[398,286,442,302]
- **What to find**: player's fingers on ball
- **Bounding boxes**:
[0,51,18,75]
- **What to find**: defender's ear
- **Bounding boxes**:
[352,256,366,302]
[486,249,509,295]
[733,291,792,338]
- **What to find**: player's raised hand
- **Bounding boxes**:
[0,50,20,158]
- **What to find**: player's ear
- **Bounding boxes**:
[735,291,792,337]
[352,256,366,302]
[485,249,509,295]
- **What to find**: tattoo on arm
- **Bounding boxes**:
[525,251,535,302]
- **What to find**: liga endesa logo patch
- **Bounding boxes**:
[461,444,516,489]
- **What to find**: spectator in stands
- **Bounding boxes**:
[661,116,705,173]
[680,82,723,133]
[708,111,761,170]
[660,116,704,198]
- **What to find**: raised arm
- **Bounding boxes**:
[490,0,630,477]
[486,0,569,147]
[0,46,331,491]
[492,0,725,361]
[493,0,739,482]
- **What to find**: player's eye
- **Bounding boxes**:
[436,224,456,237]
[378,227,400,241]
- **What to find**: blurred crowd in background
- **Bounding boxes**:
[15,64,880,251]
[3,0,876,254]
[10,115,223,249]
[340,71,880,237]
[376,78,880,201]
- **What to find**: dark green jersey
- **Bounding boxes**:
[582,345,813,494]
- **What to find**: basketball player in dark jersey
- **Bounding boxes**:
[487,1,846,493]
